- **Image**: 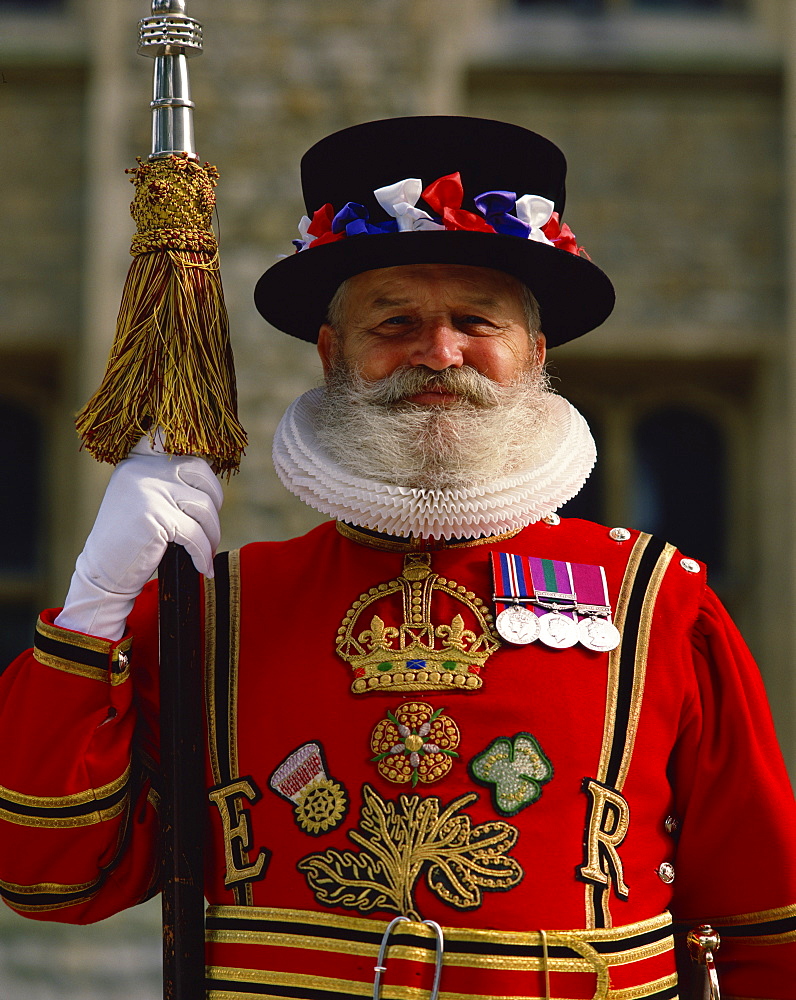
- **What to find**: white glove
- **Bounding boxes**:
[55,434,224,642]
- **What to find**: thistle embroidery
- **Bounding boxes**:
[298,784,523,920]
[370,701,460,786]
[269,743,348,836]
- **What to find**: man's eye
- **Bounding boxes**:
[460,315,489,325]
[381,315,411,326]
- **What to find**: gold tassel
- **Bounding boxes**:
[76,154,247,476]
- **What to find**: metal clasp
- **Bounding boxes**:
[373,916,445,1000]
[687,924,721,1000]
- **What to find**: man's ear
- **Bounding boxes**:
[534,332,547,368]
[317,324,336,376]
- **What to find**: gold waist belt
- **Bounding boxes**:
[205,905,678,1000]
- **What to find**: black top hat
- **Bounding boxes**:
[254,116,614,347]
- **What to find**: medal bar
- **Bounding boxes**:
[491,553,621,652]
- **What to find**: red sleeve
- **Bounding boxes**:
[0,582,162,924]
[669,587,796,999]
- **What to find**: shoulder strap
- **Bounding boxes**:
[204,550,269,906]
[580,533,676,929]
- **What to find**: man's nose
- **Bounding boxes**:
[409,319,464,370]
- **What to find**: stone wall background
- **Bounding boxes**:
[0,0,793,996]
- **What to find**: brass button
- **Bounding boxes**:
[664,815,679,836]
[542,513,560,526]
[680,558,700,574]
[657,861,675,883]
[609,527,631,542]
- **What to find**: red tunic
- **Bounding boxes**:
[0,517,794,999]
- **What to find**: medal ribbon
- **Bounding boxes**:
[491,552,534,615]
[527,557,577,619]
[492,553,614,624]
[570,561,612,617]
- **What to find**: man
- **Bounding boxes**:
[0,117,794,999]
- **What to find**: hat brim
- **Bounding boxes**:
[254,229,614,348]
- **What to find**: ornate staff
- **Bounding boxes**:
[75,2,246,995]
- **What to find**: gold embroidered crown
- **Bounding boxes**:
[336,554,500,694]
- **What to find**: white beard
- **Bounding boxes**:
[272,368,597,541]
[314,362,561,491]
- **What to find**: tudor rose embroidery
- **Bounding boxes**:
[370,702,460,786]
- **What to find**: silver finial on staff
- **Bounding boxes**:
[138,0,203,160]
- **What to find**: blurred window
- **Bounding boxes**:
[554,359,747,616]
[559,398,728,569]
[0,399,44,670]
[0,401,42,574]
[630,406,726,572]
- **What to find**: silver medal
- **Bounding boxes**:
[538,610,579,649]
[578,615,621,652]
[495,604,540,646]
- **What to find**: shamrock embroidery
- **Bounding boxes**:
[469,733,553,816]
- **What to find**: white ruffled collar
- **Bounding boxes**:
[273,387,596,541]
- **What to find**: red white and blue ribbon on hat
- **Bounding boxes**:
[293,172,587,257]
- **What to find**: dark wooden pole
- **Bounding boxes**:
[158,542,206,999]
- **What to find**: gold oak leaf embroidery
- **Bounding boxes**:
[297,784,523,920]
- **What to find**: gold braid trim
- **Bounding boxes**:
[131,229,218,255]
